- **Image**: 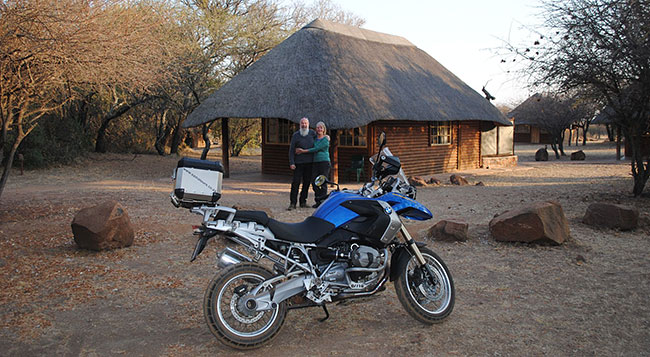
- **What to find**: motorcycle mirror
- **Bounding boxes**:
[378,132,386,147]
[314,175,327,187]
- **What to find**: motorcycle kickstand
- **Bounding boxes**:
[318,305,330,322]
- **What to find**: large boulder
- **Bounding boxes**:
[570,150,586,161]
[582,203,638,230]
[489,201,570,245]
[535,147,549,161]
[71,200,134,251]
[450,174,469,186]
[426,220,468,242]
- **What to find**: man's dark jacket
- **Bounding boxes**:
[289,130,316,165]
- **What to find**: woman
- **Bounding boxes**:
[296,121,330,208]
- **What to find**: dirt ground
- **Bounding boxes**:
[1,141,649,356]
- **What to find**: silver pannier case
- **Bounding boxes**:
[171,158,223,208]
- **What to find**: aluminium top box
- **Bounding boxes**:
[173,158,224,207]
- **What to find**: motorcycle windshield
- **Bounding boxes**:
[379,192,433,221]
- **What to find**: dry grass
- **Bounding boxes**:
[1,141,649,356]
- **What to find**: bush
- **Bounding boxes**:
[16,115,91,169]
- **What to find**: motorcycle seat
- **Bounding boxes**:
[267,216,334,243]
[215,210,270,226]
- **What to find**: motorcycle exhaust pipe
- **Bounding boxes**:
[218,247,252,268]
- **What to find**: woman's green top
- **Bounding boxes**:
[308,137,330,162]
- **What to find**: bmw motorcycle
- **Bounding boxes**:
[170,132,454,349]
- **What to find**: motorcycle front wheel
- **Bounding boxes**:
[203,263,287,349]
[394,247,455,324]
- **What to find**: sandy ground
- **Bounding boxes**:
[1,141,649,356]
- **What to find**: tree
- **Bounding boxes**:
[0,0,175,200]
[510,93,592,159]
[504,0,650,196]
[284,0,365,30]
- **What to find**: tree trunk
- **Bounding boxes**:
[558,132,566,156]
[154,110,170,156]
[567,128,572,146]
[616,125,622,160]
[95,118,111,153]
[628,131,650,197]
[170,119,183,154]
[0,117,34,201]
[606,124,615,142]
[200,122,212,160]
[0,133,24,201]
[94,102,131,153]
[582,122,589,146]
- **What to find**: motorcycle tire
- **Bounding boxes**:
[203,263,287,349]
[394,247,455,324]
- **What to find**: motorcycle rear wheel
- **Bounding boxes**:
[203,263,287,349]
[394,247,454,324]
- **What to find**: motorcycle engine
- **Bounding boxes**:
[320,245,382,286]
[350,245,381,268]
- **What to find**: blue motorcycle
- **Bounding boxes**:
[171,132,454,349]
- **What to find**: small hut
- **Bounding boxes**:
[184,19,512,181]
[509,95,553,144]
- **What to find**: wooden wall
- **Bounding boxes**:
[458,121,481,170]
[261,119,484,180]
[261,118,292,176]
[370,120,461,176]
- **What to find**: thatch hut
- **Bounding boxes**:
[184,19,513,180]
[509,94,554,144]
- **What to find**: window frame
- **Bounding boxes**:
[337,126,368,148]
[265,118,299,145]
[429,121,453,146]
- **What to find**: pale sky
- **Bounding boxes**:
[328,0,545,107]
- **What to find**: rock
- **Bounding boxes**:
[71,200,134,251]
[426,220,468,242]
[535,147,549,161]
[570,150,586,160]
[409,176,428,187]
[582,203,638,230]
[489,201,570,245]
[427,177,442,186]
[450,174,469,186]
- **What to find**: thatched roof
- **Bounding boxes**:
[507,94,542,125]
[184,19,510,129]
[591,106,615,124]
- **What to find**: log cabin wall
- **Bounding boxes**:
[261,118,292,176]
[458,121,481,170]
[261,118,371,179]
[261,118,483,179]
[370,120,461,176]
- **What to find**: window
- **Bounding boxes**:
[338,126,367,147]
[266,118,298,144]
[429,121,452,145]
[515,124,531,134]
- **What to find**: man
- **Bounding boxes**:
[288,117,316,210]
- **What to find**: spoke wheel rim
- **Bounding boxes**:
[216,273,279,338]
[405,254,452,314]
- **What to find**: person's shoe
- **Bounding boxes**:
[312,202,321,208]
[299,202,308,208]
[287,203,296,210]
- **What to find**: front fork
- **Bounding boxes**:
[400,225,438,286]
[400,225,427,265]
